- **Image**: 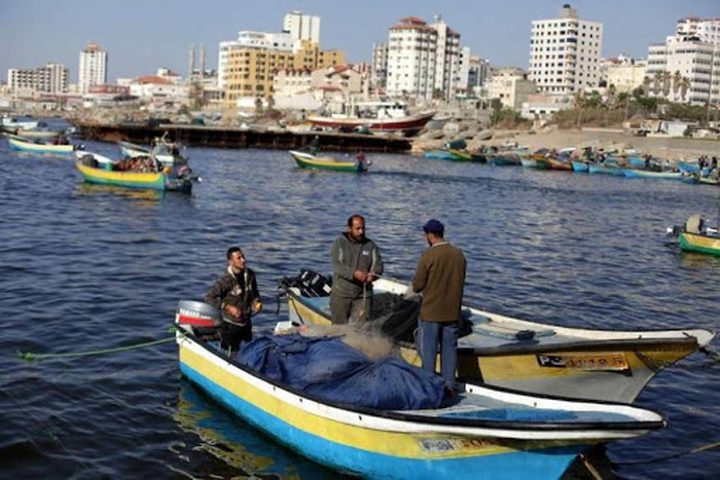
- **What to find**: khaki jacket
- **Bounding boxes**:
[412,242,466,322]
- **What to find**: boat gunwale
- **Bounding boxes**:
[178,330,666,435]
[285,287,710,356]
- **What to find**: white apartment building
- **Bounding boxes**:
[8,63,68,95]
[78,43,107,93]
[217,31,294,90]
[603,55,647,93]
[488,68,538,109]
[283,11,320,43]
[529,4,603,96]
[646,17,720,105]
[385,16,461,101]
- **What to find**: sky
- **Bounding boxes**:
[1,0,718,83]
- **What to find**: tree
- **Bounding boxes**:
[606,84,617,109]
[679,76,691,102]
[672,70,682,98]
[267,95,275,111]
[490,98,503,126]
[432,88,445,100]
[660,71,672,97]
[652,72,662,96]
[255,96,264,114]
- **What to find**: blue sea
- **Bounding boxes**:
[1,121,718,479]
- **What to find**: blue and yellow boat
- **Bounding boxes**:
[175,303,665,480]
[6,133,77,155]
[673,214,720,256]
[281,276,714,404]
[75,151,193,192]
[289,150,368,173]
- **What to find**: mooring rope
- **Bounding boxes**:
[614,440,720,466]
[17,328,179,362]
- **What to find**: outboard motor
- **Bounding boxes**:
[176,300,221,338]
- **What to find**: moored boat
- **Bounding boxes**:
[623,169,682,180]
[289,150,369,173]
[307,101,435,136]
[571,160,589,173]
[6,133,78,155]
[74,151,194,192]
[175,303,665,480]
[670,214,720,256]
[118,136,186,167]
[280,274,714,403]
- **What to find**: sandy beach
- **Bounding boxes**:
[488,128,719,161]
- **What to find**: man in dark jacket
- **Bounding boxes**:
[205,246,262,354]
[330,214,384,324]
[412,219,466,391]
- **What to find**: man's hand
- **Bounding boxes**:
[353,270,367,283]
[224,304,242,319]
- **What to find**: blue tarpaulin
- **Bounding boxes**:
[238,334,446,410]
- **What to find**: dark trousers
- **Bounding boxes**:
[330,292,372,324]
[418,319,459,388]
[220,321,252,353]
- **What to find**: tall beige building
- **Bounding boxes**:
[78,43,107,93]
[219,18,345,107]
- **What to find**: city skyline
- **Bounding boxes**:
[1,0,718,84]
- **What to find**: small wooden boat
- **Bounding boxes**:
[487,154,522,166]
[1,115,38,131]
[423,149,470,161]
[624,169,682,180]
[588,163,625,176]
[571,160,589,173]
[671,214,720,256]
[175,302,665,480]
[280,274,714,403]
[6,133,77,155]
[546,157,572,171]
[118,138,186,167]
[289,150,368,173]
[74,151,193,192]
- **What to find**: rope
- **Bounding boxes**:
[615,440,720,466]
[17,332,177,362]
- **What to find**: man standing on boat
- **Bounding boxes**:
[205,246,262,355]
[330,214,384,324]
[412,219,466,393]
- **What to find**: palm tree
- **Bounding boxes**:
[672,70,682,98]
[606,84,617,109]
[679,76,691,103]
[661,71,672,97]
[652,72,662,96]
[641,76,652,97]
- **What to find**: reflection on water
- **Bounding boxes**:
[172,380,341,479]
[74,182,165,202]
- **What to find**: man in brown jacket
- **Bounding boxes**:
[412,219,466,392]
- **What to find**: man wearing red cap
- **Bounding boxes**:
[412,219,466,393]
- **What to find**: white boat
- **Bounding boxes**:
[118,136,187,167]
[308,101,435,136]
[281,274,714,403]
[1,115,39,131]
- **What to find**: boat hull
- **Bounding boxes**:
[8,137,74,154]
[119,143,178,166]
[75,161,191,192]
[679,232,720,256]
[289,150,366,173]
[178,335,592,480]
[285,283,710,403]
[307,112,435,134]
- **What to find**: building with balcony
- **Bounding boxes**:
[646,17,720,105]
[78,43,107,93]
[528,4,603,97]
[488,68,538,109]
[384,15,461,101]
[7,63,68,95]
[283,11,320,43]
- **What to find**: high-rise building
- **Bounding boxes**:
[646,17,720,105]
[528,4,604,96]
[283,11,320,43]
[384,16,461,100]
[371,42,388,90]
[78,43,107,93]
[7,63,69,94]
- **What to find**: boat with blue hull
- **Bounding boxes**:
[175,303,665,480]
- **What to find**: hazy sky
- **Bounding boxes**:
[1,0,717,83]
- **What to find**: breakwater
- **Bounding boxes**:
[73,121,412,153]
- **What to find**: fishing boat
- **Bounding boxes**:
[669,214,720,256]
[307,101,435,136]
[0,115,38,131]
[118,136,186,167]
[74,151,194,192]
[289,150,369,173]
[423,149,469,161]
[6,133,78,155]
[623,169,682,180]
[588,163,625,176]
[279,274,714,403]
[571,160,589,173]
[175,302,665,480]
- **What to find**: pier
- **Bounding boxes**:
[73,122,413,153]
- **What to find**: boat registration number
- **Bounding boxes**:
[536,353,629,371]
